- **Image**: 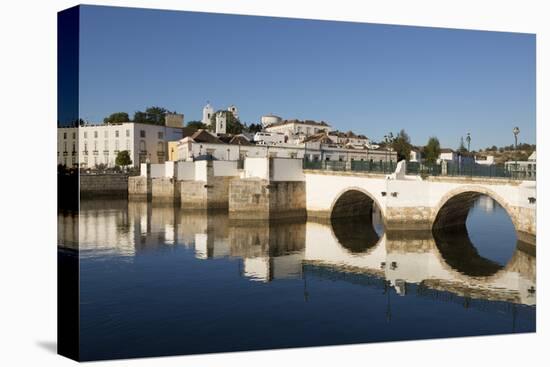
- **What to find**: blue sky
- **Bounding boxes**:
[78,5,535,150]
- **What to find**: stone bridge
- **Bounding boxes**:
[305,162,536,243]
[129,158,536,244]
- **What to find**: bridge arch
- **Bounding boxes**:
[329,187,385,221]
[432,185,519,232]
[328,187,385,253]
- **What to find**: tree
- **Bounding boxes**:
[134,106,171,125]
[186,120,207,130]
[424,137,441,164]
[115,150,132,167]
[103,112,129,124]
[209,110,245,134]
[457,137,467,154]
[246,123,263,134]
[391,129,412,161]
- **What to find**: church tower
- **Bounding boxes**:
[227,105,238,120]
[202,102,214,126]
[215,111,227,135]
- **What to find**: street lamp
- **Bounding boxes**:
[466,132,471,152]
[513,126,520,177]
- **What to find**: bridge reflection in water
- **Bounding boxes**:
[61,197,535,360]
[60,199,536,307]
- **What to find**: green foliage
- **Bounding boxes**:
[134,106,171,125]
[246,123,263,134]
[115,150,132,167]
[186,120,207,130]
[103,112,129,124]
[424,137,441,164]
[391,129,412,161]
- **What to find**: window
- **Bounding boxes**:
[157,141,165,153]
[72,132,76,139]
[126,140,130,150]
[115,130,119,138]
[84,132,87,139]
[84,142,88,151]
[139,140,146,152]
[72,143,76,152]
[104,140,108,150]
[63,132,67,139]
[140,130,146,138]
[63,142,67,152]
[94,131,98,138]
[115,140,119,150]
[104,131,108,138]
[158,131,164,139]
[126,129,130,137]
[94,141,98,151]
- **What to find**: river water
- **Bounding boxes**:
[58,196,535,361]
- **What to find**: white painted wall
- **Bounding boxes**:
[271,158,305,181]
[244,157,270,180]
[164,161,176,178]
[177,161,195,181]
[195,161,208,182]
[213,161,239,177]
[149,164,165,178]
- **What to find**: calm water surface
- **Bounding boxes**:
[58,196,536,361]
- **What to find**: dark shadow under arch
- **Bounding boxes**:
[433,191,484,231]
[331,189,375,220]
[433,226,503,277]
[331,215,381,253]
[330,189,382,253]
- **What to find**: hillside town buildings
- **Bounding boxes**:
[57,102,534,174]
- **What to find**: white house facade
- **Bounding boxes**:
[58,115,189,168]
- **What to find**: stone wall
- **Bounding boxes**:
[180,180,208,209]
[229,179,270,220]
[80,174,128,199]
[229,179,306,221]
[128,176,151,201]
[385,206,433,231]
[152,178,180,204]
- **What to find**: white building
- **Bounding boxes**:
[504,151,536,178]
[227,105,239,119]
[328,131,370,148]
[202,102,238,128]
[215,111,227,135]
[437,148,457,163]
[201,102,214,126]
[260,113,283,128]
[265,119,332,144]
[176,135,396,163]
[475,155,495,165]
[57,114,191,168]
[409,149,422,162]
[253,131,285,145]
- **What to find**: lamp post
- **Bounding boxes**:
[513,126,520,177]
[466,132,471,152]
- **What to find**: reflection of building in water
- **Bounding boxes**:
[60,201,535,305]
[228,221,306,282]
[475,195,495,213]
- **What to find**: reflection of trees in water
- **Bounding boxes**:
[330,215,380,254]
[432,226,503,277]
